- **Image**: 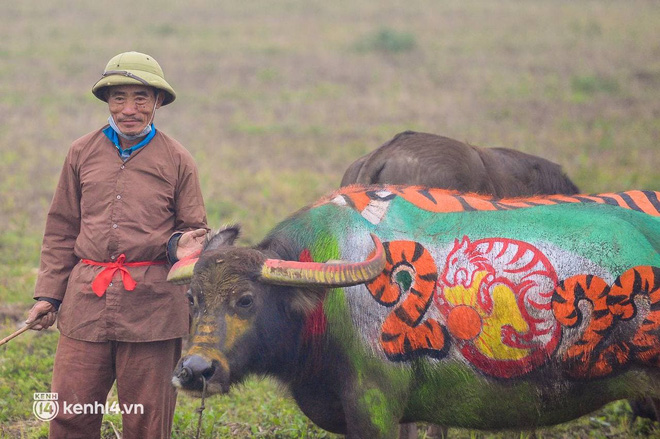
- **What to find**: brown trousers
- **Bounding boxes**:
[49,335,181,439]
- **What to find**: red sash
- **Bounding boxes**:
[81,254,166,297]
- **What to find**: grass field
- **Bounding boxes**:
[1,0,659,437]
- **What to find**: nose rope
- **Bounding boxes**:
[195,376,207,439]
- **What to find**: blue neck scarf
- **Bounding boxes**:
[103,120,157,161]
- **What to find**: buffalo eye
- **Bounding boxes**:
[187,290,202,315]
[236,293,254,309]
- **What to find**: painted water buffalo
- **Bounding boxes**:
[340,131,580,197]
[169,186,660,438]
[342,130,582,438]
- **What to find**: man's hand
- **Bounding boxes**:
[176,228,207,260]
[26,300,57,331]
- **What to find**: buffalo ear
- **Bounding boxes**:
[288,287,326,315]
[205,225,240,251]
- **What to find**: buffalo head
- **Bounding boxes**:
[169,226,385,396]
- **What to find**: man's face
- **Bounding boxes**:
[107,85,163,137]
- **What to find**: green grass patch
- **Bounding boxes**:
[0,330,58,424]
[570,75,621,102]
[353,27,417,53]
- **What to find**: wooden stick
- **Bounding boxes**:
[0,320,40,347]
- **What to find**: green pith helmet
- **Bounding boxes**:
[92,51,176,105]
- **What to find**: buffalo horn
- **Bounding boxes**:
[166,251,201,284]
[260,234,385,287]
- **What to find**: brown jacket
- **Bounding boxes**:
[34,127,207,342]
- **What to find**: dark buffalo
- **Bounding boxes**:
[630,397,658,425]
[169,186,660,439]
[340,131,579,197]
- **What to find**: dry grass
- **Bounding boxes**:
[0,0,659,437]
[2,0,659,239]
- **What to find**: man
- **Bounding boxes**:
[25,51,208,438]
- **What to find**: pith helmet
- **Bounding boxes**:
[92,51,176,105]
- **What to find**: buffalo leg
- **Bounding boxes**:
[398,423,448,439]
[399,423,417,439]
[652,397,660,422]
[427,424,449,438]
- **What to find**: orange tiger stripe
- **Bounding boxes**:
[381,319,447,361]
[552,266,660,377]
[366,242,400,305]
[550,195,582,203]
[365,240,446,361]
[328,186,660,217]
[458,196,500,211]
[599,192,630,209]
[628,190,660,214]
[627,266,660,365]
[591,344,630,377]
[552,274,613,377]
[552,275,610,327]
[633,327,660,366]
[491,199,533,209]
[510,197,559,206]
[572,195,608,204]
[608,266,645,320]
[391,187,465,213]
[346,190,376,213]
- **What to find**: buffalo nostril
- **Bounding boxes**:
[203,363,216,380]
[181,355,215,382]
[176,366,194,384]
